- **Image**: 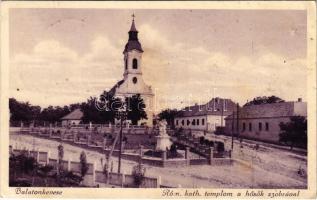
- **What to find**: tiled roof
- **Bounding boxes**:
[176,98,237,117]
[226,101,307,119]
[61,108,83,120]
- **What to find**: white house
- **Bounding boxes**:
[61,108,83,126]
[174,97,237,132]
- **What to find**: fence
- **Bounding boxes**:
[12,127,233,168]
[10,147,160,188]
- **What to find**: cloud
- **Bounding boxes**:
[10,24,306,111]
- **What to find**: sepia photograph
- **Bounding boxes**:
[1,1,316,199]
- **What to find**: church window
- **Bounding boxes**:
[133,58,138,69]
[202,119,205,125]
[197,119,199,126]
[181,120,184,126]
[187,120,190,126]
[242,122,246,132]
[132,77,137,84]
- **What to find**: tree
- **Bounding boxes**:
[81,91,122,124]
[79,151,89,179]
[244,95,285,107]
[158,109,178,128]
[9,98,41,125]
[125,94,147,125]
[279,116,307,149]
[131,163,146,187]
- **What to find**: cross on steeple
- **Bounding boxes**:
[132,13,135,21]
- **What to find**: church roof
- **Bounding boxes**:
[123,18,143,53]
[108,79,125,96]
[61,108,83,120]
[130,19,137,32]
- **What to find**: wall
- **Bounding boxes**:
[225,117,291,143]
[174,116,208,131]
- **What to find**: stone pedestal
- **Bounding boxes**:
[155,135,172,151]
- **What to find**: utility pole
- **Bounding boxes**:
[116,105,127,174]
[118,114,123,174]
[231,111,234,151]
[236,103,240,141]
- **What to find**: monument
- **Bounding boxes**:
[155,120,172,151]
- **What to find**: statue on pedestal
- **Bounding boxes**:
[155,120,172,151]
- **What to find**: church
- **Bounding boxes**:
[108,16,154,126]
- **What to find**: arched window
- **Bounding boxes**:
[133,58,138,69]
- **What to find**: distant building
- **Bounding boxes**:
[225,98,307,143]
[61,108,83,126]
[174,97,237,131]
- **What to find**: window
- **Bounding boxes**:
[259,122,262,131]
[187,120,190,126]
[133,58,138,69]
[192,119,196,125]
[202,119,205,125]
[265,122,269,131]
[181,120,184,126]
[132,77,137,84]
[242,122,246,132]
[125,59,128,70]
[176,120,178,126]
[249,123,252,131]
[197,119,200,126]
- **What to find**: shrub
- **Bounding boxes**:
[131,164,146,187]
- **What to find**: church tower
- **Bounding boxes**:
[110,15,154,126]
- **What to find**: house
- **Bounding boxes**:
[61,108,83,126]
[224,98,307,143]
[174,97,237,131]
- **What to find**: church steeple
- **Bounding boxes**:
[123,14,143,53]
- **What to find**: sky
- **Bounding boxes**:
[9,9,307,112]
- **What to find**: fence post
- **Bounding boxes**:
[121,171,125,188]
[92,162,96,186]
[67,159,71,171]
[46,151,50,165]
[162,151,167,167]
[185,147,190,166]
[139,145,143,164]
[36,150,40,163]
[157,176,161,188]
[103,138,107,150]
[209,147,214,165]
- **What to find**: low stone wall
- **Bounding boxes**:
[209,158,233,166]
[190,158,208,165]
[94,171,159,188]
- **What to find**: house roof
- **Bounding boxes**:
[225,101,307,120]
[61,108,83,120]
[176,98,237,118]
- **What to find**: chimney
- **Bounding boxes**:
[298,98,302,102]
